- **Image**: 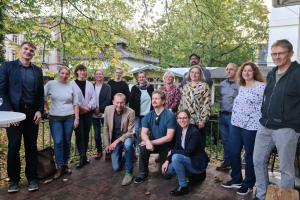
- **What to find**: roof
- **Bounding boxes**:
[131,64,165,74]
[116,46,159,64]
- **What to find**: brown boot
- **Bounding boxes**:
[53,167,63,179]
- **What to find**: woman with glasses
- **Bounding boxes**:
[162,110,209,196]
[221,62,265,196]
[44,66,79,179]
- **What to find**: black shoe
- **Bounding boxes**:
[162,173,173,180]
[7,182,19,193]
[169,186,189,196]
[189,171,206,185]
[216,163,231,171]
[83,159,90,164]
[221,180,242,189]
[236,185,253,195]
[253,197,262,200]
[63,165,72,174]
[134,174,148,184]
[76,159,85,169]
[28,180,39,192]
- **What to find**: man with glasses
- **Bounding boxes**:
[253,39,300,200]
[0,42,44,193]
[108,68,130,104]
[134,90,176,184]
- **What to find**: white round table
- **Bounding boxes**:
[0,111,26,126]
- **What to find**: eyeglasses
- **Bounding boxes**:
[155,115,160,125]
[177,117,188,120]
[271,51,289,57]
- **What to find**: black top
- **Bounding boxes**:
[168,125,209,172]
[107,80,130,104]
[20,64,35,105]
[75,80,86,97]
[260,61,300,132]
[112,110,122,142]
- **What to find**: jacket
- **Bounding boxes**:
[94,83,111,113]
[103,105,135,147]
[168,125,209,172]
[0,60,44,113]
[129,84,154,117]
[260,61,300,132]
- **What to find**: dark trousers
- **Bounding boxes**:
[75,112,92,158]
[92,117,104,152]
[139,144,170,175]
[6,108,38,182]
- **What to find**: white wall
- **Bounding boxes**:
[268,6,300,66]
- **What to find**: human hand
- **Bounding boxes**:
[34,111,42,125]
[162,161,169,174]
[145,140,154,151]
[198,122,205,129]
[74,119,79,128]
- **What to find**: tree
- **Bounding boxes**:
[3,0,135,74]
[133,0,269,67]
[0,1,6,63]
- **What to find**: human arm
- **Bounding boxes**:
[103,108,111,152]
[0,62,13,111]
[198,83,211,128]
[170,87,181,112]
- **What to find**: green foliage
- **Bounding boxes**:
[4,0,135,74]
[133,0,269,68]
[0,1,6,63]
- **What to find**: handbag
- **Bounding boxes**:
[37,147,56,179]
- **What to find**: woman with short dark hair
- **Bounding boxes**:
[71,64,96,169]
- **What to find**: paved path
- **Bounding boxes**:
[0,156,254,200]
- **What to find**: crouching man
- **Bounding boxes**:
[134,90,176,184]
[103,93,135,186]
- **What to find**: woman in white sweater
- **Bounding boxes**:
[71,64,96,169]
[44,66,79,179]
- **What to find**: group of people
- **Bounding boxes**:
[0,39,300,200]
[217,39,300,200]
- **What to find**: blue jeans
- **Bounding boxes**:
[92,117,104,152]
[229,125,256,188]
[111,138,134,174]
[167,154,202,187]
[49,118,74,166]
[219,113,232,165]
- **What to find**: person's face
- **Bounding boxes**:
[138,73,146,85]
[242,65,254,82]
[115,69,123,80]
[189,55,199,66]
[113,95,125,112]
[77,69,87,80]
[59,68,70,83]
[164,74,174,85]
[226,64,237,79]
[177,112,190,128]
[152,93,164,108]
[189,67,201,82]
[94,70,104,82]
[19,44,35,61]
[271,46,293,68]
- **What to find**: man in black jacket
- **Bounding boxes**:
[253,39,300,200]
[0,42,44,193]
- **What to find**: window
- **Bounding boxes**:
[12,35,18,44]
[12,51,16,60]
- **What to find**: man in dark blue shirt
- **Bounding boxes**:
[134,90,176,184]
[0,42,44,193]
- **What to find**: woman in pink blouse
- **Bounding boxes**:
[159,71,181,113]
